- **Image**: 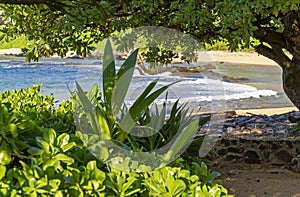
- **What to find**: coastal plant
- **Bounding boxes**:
[0,85,75,169]
[0,85,231,196]
[73,40,203,170]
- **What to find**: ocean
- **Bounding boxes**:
[0,55,294,112]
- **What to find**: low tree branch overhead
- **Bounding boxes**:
[0,0,56,4]
[253,27,287,49]
[255,44,291,68]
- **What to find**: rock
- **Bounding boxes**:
[288,112,300,123]
[172,66,201,73]
[222,76,249,82]
[244,150,261,164]
[67,55,84,59]
[222,111,298,136]
[288,157,300,172]
[116,54,128,60]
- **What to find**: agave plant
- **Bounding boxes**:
[73,40,204,171]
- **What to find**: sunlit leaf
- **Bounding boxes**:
[103,39,116,108]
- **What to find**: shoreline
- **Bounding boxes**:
[1,48,296,116]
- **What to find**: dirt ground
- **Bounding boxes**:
[211,162,300,197]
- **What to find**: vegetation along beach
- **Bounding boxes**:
[1,1,300,197]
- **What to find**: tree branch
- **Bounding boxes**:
[0,0,56,4]
[253,26,293,68]
[253,27,286,49]
[255,44,291,68]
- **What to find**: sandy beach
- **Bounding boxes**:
[206,50,278,66]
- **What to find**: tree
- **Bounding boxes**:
[1,0,300,109]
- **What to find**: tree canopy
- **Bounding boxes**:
[1,0,300,108]
[1,0,298,63]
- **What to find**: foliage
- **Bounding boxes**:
[0,85,231,196]
[0,85,74,165]
[0,0,299,63]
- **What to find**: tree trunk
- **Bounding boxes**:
[282,59,300,109]
[282,11,300,110]
[254,11,300,110]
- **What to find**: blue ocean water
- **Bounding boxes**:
[0,56,293,111]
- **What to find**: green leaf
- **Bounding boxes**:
[8,123,17,138]
[75,81,110,139]
[56,133,70,147]
[122,176,137,194]
[86,160,97,171]
[164,119,199,162]
[53,153,74,165]
[61,142,76,152]
[36,139,50,153]
[116,49,138,79]
[0,165,6,180]
[0,104,9,124]
[111,49,138,116]
[49,179,61,191]
[168,179,186,196]
[0,141,11,165]
[120,79,179,132]
[133,80,179,121]
[87,83,99,101]
[103,39,116,108]
[87,161,106,182]
[27,147,44,156]
[125,188,141,196]
[200,162,208,176]
[43,159,60,170]
[43,128,56,144]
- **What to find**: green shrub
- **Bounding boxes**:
[0,40,232,196]
[0,87,231,197]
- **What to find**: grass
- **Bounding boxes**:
[0,32,28,49]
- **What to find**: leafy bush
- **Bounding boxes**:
[0,40,232,196]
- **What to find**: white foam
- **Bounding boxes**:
[1,64,24,69]
[126,74,278,105]
[225,89,277,100]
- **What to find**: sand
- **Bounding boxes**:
[205,51,279,66]
[235,106,298,116]
[0,48,22,55]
